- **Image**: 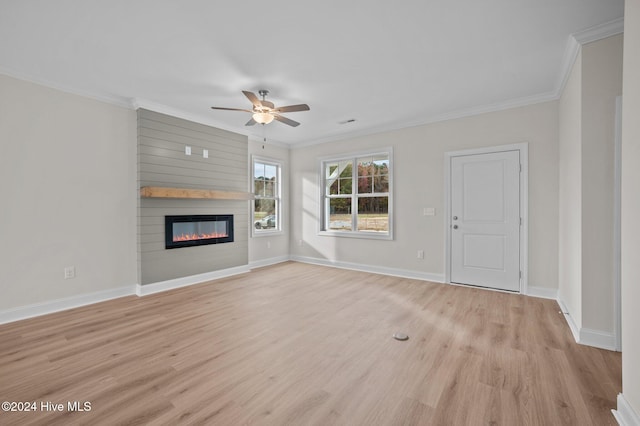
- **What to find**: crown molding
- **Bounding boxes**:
[554,35,582,98]
[0,62,562,150]
[554,18,624,97]
[294,17,625,149]
[293,90,558,149]
[2,17,624,151]
[573,17,624,45]
[132,98,289,146]
[0,66,132,109]
[132,97,239,134]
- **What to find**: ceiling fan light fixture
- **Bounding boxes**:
[253,112,274,124]
[211,90,308,127]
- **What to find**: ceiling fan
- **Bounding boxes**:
[211,90,310,127]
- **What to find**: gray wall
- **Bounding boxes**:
[137,109,249,285]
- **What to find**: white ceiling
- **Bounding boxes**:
[0,1,624,146]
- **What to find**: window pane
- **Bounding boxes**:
[326,162,338,179]
[328,198,352,231]
[374,175,389,193]
[253,159,281,233]
[339,161,352,178]
[322,152,391,236]
[326,161,352,178]
[326,161,353,195]
[339,178,352,194]
[372,155,389,175]
[264,179,275,197]
[357,197,389,232]
[329,179,339,195]
[357,157,374,178]
[254,179,265,196]
[254,163,265,179]
[254,199,277,230]
[264,164,277,179]
[328,179,352,194]
[357,177,372,194]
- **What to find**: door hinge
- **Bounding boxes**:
[519,270,522,278]
[520,217,522,226]
[519,164,522,172]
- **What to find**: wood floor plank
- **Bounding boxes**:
[0,262,621,425]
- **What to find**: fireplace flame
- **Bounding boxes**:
[173,232,228,242]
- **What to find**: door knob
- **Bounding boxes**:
[453,216,458,220]
[453,225,458,229]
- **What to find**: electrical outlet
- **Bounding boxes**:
[267,241,271,249]
[203,149,208,158]
[185,146,191,155]
[64,266,76,279]
[417,250,424,259]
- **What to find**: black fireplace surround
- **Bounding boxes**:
[165,215,234,249]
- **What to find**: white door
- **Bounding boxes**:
[450,150,521,292]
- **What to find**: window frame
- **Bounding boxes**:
[251,156,283,237]
[319,148,393,240]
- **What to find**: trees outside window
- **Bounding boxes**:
[253,158,281,233]
[322,150,392,238]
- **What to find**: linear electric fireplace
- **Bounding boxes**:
[165,215,234,249]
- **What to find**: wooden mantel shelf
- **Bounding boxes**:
[140,186,254,200]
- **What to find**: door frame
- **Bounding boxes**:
[444,142,529,294]
[613,96,622,351]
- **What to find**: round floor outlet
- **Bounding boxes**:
[393,332,409,341]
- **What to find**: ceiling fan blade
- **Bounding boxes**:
[245,117,257,126]
[274,104,310,113]
[242,91,263,108]
[273,114,300,127]
[211,106,253,112]
[261,100,275,109]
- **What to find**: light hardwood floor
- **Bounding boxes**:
[0,262,621,425]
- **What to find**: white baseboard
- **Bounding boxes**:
[526,285,558,300]
[248,255,291,269]
[290,255,445,283]
[557,298,581,343]
[579,328,616,351]
[136,265,251,296]
[0,285,136,325]
[556,298,617,351]
[1,266,253,324]
[613,393,640,426]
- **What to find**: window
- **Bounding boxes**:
[253,157,281,234]
[321,149,392,238]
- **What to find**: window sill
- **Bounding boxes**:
[318,230,393,240]
[252,229,284,238]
